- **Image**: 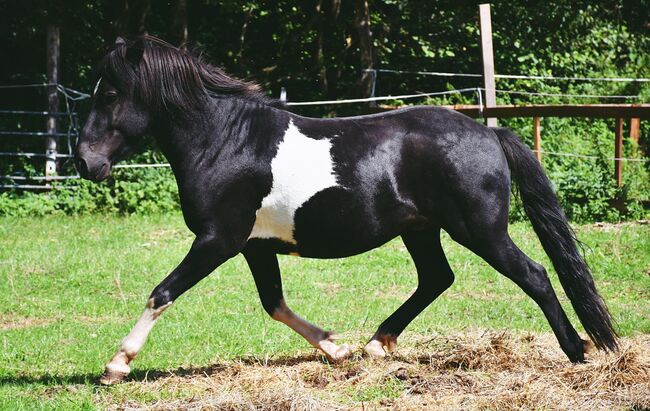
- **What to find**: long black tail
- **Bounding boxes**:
[493,127,618,352]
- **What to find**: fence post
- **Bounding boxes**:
[614,118,623,187]
[479,3,497,127]
[45,24,60,177]
[533,117,542,163]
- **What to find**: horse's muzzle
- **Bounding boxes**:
[75,154,111,182]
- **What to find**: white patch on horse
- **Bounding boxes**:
[249,120,338,244]
[93,77,102,96]
[119,300,170,358]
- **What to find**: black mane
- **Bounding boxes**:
[100,35,283,115]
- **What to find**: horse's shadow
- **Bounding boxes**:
[0,353,326,387]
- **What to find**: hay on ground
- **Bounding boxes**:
[105,330,650,410]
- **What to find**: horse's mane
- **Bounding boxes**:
[100,35,283,115]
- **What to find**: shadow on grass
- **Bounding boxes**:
[0,352,326,387]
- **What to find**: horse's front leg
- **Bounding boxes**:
[100,234,234,385]
[243,245,352,362]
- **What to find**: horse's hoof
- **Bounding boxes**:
[99,363,130,385]
[364,333,397,357]
[331,343,352,361]
[364,340,387,357]
[319,339,352,362]
[583,339,595,355]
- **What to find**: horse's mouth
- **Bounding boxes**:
[83,162,111,182]
[93,163,111,181]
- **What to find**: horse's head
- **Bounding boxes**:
[75,37,150,181]
[76,35,275,181]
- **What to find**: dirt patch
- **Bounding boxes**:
[590,220,649,232]
[0,316,56,331]
[0,314,126,331]
[105,330,650,410]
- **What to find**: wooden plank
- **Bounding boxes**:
[440,104,650,119]
[533,117,542,162]
[615,118,623,187]
[479,4,497,127]
[45,24,60,177]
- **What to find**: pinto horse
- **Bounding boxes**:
[76,36,617,385]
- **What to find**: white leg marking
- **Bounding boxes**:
[272,300,351,361]
[100,299,171,385]
[249,120,339,243]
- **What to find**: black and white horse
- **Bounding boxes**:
[76,36,617,385]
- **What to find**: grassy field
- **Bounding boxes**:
[0,215,648,410]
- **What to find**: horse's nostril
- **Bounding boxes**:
[75,156,89,177]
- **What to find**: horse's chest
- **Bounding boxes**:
[248,121,339,244]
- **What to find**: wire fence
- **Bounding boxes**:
[1,72,648,188]
[365,68,650,83]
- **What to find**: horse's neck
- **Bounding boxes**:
[155,98,282,177]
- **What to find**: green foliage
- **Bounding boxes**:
[0,166,179,216]
[0,1,648,220]
[502,117,650,223]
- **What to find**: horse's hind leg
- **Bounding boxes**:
[365,228,454,357]
[243,245,352,361]
[462,230,587,361]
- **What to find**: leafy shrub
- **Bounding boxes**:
[0,166,180,217]
[502,117,649,223]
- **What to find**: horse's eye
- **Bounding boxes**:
[102,91,118,104]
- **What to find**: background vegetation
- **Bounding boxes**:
[0,0,648,221]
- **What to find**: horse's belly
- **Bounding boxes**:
[249,183,397,258]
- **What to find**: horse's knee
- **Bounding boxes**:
[439,270,455,290]
[419,270,454,296]
[149,286,173,308]
[266,298,288,320]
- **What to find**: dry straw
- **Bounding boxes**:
[106,330,650,410]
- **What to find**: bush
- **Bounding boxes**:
[503,117,649,223]
[0,166,180,217]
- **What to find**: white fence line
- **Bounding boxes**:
[286,88,477,106]
[368,69,650,82]
[113,163,171,169]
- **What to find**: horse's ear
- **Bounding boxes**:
[125,43,144,66]
[115,36,127,46]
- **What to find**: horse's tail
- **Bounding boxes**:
[492,127,618,352]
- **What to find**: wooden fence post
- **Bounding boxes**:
[614,118,623,187]
[479,4,497,127]
[533,117,542,162]
[45,24,60,177]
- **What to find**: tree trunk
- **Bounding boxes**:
[171,0,188,48]
[237,5,254,69]
[45,24,60,177]
[114,0,151,38]
[355,0,373,97]
[316,0,345,99]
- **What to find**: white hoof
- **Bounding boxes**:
[364,340,387,357]
[319,339,352,362]
[99,353,131,385]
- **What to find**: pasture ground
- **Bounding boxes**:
[0,215,648,410]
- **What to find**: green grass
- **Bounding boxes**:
[0,215,648,409]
